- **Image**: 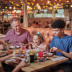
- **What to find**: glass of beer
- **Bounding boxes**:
[29,52,35,63]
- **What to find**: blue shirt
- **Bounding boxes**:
[49,35,72,63]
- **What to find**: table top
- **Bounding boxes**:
[21,55,69,72]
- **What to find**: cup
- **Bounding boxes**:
[38,51,43,57]
[21,46,26,50]
[29,52,35,63]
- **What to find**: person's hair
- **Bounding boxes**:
[51,19,66,28]
[33,21,36,23]
[10,18,20,26]
[36,22,38,25]
[32,34,43,43]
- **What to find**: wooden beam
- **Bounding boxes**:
[20,0,28,27]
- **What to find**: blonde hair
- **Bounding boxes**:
[32,34,43,43]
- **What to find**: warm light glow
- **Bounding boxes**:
[54,3,56,5]
[50,4,52,5]
[59,0,61,1]
[27,2,30,5]
[22,4,23,5]
[33,0,35,1]
[36,3,41,10]
[61,7,63,8]
[35,10,36,13]
[47,1,51,4]
[21,7,23,9]
[43,6,45,8]
[32,3,34,5]
[67,1,69,2]
[16,4,19,6]
[3,9,4,11]
[5,7,7,9]
[46,6,48,7]
[49,7,52,10]
[42,3,44,5]
[71,5,72,7]
[12,2,13,4]
[13,6,16,10]
[66,5,68,7]
[37,3,39,6]
[54,9,56,11]
[9,6,12,9]
[34,7,36,9]
[55,0,57,1]
[27,5,32,10]
[21,2,22,3]
[61,3,63,5]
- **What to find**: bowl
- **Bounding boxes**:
[47,53,53,57]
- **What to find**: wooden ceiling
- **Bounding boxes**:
[1,0,72,10]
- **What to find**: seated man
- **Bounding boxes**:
[49,19,72,72]
[4,18,32,46]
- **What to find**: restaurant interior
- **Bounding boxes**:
[0,0,72,72]
[0,0,72,34]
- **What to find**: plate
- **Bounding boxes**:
[5,59,16,62]
[47,53,53,57]
[0,51,6,57]
[9,45,15,49]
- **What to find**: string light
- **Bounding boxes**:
[5,7,7,9]
[70,5,72,7]
[33,0,35,1]
[67,1,69,2]
[9,6,12,9]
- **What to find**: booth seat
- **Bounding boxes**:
[24,27,72,44]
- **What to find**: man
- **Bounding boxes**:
[49,19,72,72]
[4,18,32,46]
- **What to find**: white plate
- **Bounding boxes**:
[9,46,15,49]
[6,59,16,62]
[47,53,53,56]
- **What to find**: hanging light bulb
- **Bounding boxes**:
[5,7,7,9]
[9,6,12,9]
[13,6,16,10]
[47,1,51,4]
[71,5,72,7]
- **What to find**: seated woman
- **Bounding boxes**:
[20,32,48,51]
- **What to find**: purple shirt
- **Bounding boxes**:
[4,28,32,46]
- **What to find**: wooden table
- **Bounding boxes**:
[21,55,69,72]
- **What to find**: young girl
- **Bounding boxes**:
[20,32,48,51]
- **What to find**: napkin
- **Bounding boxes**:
[51,56,66,61]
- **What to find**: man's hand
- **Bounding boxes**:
[50,47,61,52]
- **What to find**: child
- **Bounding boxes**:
[20,32,48,51]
